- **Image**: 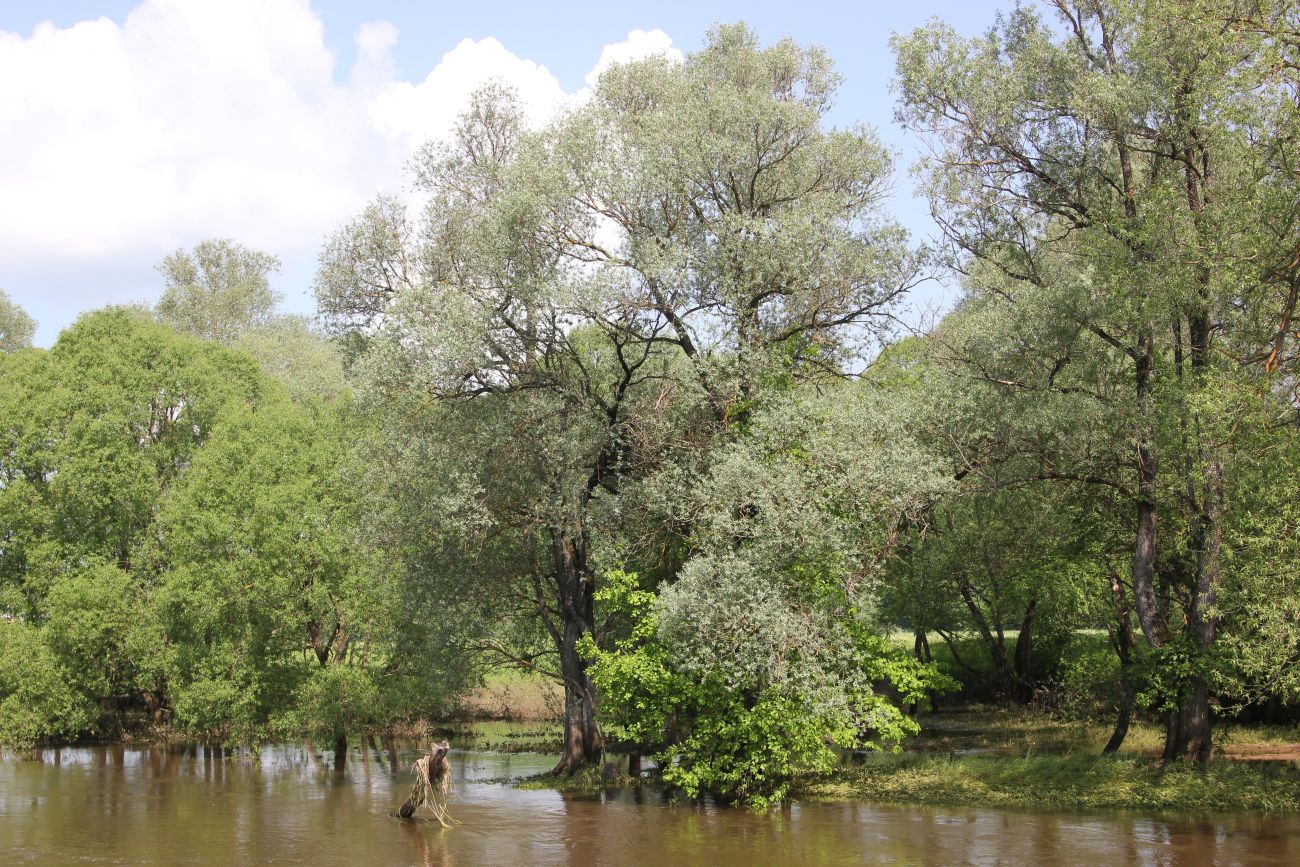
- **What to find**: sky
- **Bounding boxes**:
[0,0,1006,347]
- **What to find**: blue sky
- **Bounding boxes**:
[0,1,1005,346]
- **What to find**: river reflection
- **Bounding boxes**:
[1,744,1297,865]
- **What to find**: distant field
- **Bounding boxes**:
[452,669,562,722]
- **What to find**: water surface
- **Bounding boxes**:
[2,744,1298,865]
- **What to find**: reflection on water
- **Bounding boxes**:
[1,743,1298,866]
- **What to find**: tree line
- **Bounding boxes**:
[2,2,1299,805]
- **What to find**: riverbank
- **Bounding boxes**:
[800,753,1300,814]
[503,702,1300,814]
[515,752,1300,814]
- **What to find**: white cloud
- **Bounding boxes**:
[0,0,681,344]
[584,28,682,89]
[366,36,567,144]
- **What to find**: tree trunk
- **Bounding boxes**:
[1160,307,1220,766]
[1012,599,1037,705]
[1105,701,1132,755]
[333,733,348,771]
[1162,676,1212,764]
[548,528,604,774]
[1104,572,1136,755]
[956,579,1012,702]
[554,618,603,773]
[913,630,932,663]
[1131,339,1165,649]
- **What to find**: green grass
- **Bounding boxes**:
[513,763,639,792]
[430,719,562,753]
[801,753,1300,813]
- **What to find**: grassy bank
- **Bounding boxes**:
[451,669,562,722]
[502,702,1300,814]
[514,753,1300,814]
[802,753,1300,813]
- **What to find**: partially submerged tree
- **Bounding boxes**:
[587,387,955,805]
[319,23,921,774]
[0,308,412,748]
[0,309,266,739]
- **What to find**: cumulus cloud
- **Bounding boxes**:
[0,0,680,344]
[584,28,682,89]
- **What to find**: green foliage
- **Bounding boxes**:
[0,306,421,747]
[1049,633,1126,721]
[0,622,93,748]
[0,289,37,352]
[43,563,151,709]
[155,392,410,743]
[232,315,348,403]
[156,239,281,344]
[584,570,953,807]
[809,753,1300,814]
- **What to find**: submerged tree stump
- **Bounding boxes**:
[397,740,457,827]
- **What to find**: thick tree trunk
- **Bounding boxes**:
[548,528,604,774]
[1131,340,1165,649]
[554,621,604,773]
[1162,676,1212,764]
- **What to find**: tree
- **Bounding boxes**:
[0,289,36,352]
[894,0,1300,761]
[0,308,267,740]
[233,315,349,403]
[319,23,920,773]
[154,392,412,752]
[156,239,282,343]
[586,386,954,805]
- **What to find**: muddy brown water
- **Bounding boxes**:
[2,744,1299,865]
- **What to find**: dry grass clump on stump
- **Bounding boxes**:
[398,740,458,827]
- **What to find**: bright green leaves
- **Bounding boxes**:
[0,289,36,353]
[0,622,93,748]
[0,307,400,747]
[586,569,953,807]
[154,392,399,743]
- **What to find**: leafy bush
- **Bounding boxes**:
[583,571,954,807]
[0,622,93,747]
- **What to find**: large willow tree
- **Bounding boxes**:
[318,23,919,772]
[895,0,1300,762]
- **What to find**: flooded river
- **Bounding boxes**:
[2,744,1298,865]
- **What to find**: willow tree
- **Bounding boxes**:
[156,239,282,344]
[318,23,918,772]
[895,0,1300,761]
